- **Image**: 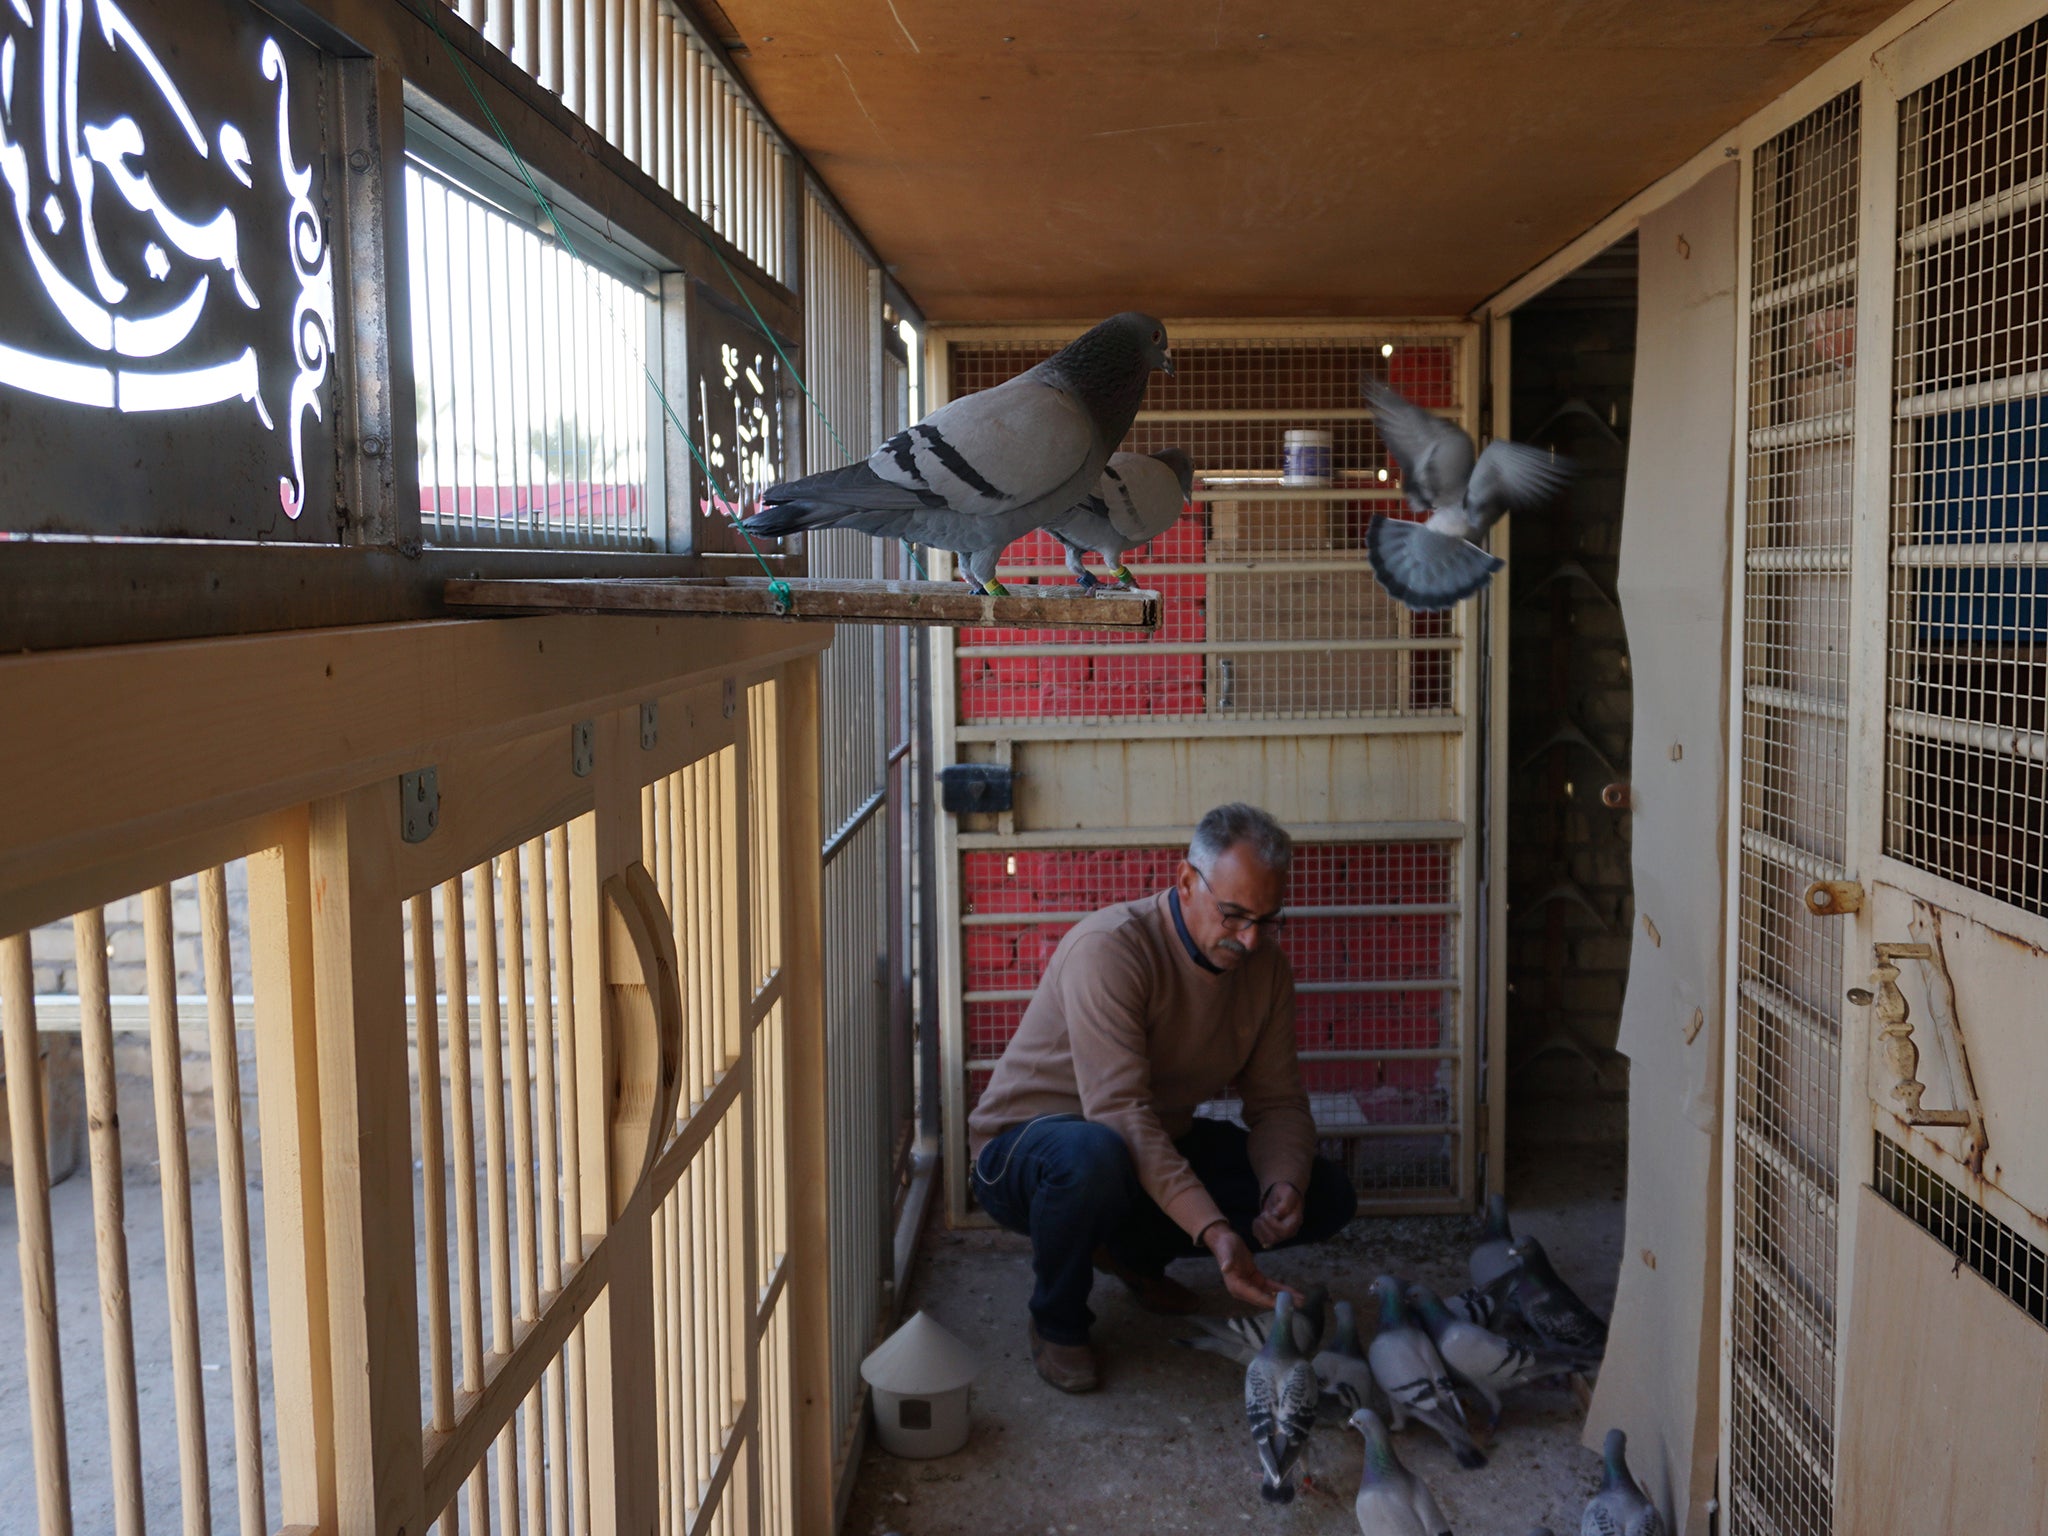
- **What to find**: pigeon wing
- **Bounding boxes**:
[1366,383,1475,510]
[1099,452,1189,545]
[1465,439,1572,528]
[870,374,1095,521]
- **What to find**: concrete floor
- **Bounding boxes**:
[844,1145,1627,1536]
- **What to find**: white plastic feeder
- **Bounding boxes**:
[859,1310,978,1459]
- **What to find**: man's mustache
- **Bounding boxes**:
[1217,938,1248,958]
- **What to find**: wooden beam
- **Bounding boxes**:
[306,783,424,1536]
[442,576,1163,630]
[776,655,836,1536]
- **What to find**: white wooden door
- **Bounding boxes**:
[1832,13,2048,1532]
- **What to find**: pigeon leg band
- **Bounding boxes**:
[1111,564,1136,588]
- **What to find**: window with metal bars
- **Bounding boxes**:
[404,141,662,550]
[1888,19,2048,916]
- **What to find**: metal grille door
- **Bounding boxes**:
[934,326,1484,1219]
[1730,89,1860,1536]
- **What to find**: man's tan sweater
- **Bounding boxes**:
[967,890,1316,1240]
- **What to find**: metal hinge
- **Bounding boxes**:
[400,767,440,843]
[571,720,595,777]
[640,702,659,751]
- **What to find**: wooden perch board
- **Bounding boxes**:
[441,576,1162,630]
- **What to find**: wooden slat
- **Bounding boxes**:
[440,874,491,1536]
[442,576,1163,630]
[145,885,211,1536]
[3,934,72,1536]
[407,891,456,1528]
[201,867,267,1536]
[473,860,522,1536]
[72,908,144,1536]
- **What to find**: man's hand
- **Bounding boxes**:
[1252,1181,1304,1247]
[1203,1223,1299,1310]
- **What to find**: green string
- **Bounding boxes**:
[708,245,930,581]
[420,5,793,615]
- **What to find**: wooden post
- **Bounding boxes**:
[778,654,836,1530]
[307,783,425,1536]
[248,817,336,1531]
[572,709,661,1533]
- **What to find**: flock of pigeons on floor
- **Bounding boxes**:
[743,313,1572,615]
[1176,1198,1661,1535]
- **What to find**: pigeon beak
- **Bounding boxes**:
[1160,350,1176,377]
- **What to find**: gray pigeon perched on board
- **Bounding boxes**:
[1469,1193,1516,1292]
[1349,1408,1452,1536]
[1582,1429,1664,1536]
[1313,1298,1379,1413]
[1363,381,1571,611]
[1175,1283,1327,1365]
[742,312,1174,595]
[1498,1236,1607,1358]
[1244,1290,1320,1505]
[1044,447,1194,590]
[1406,1282,1581,1429]
[1366,1276,1485,1470]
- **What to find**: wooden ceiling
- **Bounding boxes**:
[707,1,1896,322]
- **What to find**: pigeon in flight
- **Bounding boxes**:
[1406,1282,1581,1430]
[1366,1276,1485,1470]
[1469,1194,1517,1292]
[1582,1429,1665,1536]
[1349,1408,1452,1536]
[1497,1236,1607,1359]
[1175,1283,1328,1365]
[741,313,1173,595]
[1244,1290,1320,1504]
[1363,381,1571,611]
[1044,447,1194,590]
[1313,1298,1380,1414]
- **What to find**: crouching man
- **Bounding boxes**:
[968,803,1357,1393]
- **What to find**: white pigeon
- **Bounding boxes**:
[1174,1283,1328,1365]
[1043,447,1194,590]
[1406,1282,1581,1429]
[1244,1290,1320,1505]
[1349,1408,1452,1536]
[742,313,1173,595]
[1313,1298,1379,1413]
[1582,1429,1665,1536]
[1363,381,1572,611]
[1366,1276,1485,1470]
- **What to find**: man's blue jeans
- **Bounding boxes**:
[972,1115,1359,1345]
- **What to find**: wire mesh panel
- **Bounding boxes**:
[1730,89,1860,1536]
[939,326,1476,1211]
[406,159,657,550]
[951,337,1463,726]
[1888,21,2048,917]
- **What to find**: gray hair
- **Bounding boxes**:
[1188,803,1293,875]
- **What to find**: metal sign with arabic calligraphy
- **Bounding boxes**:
[0,0,338,540]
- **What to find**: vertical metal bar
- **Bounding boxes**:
[201,868,267,1536]
[145,885,211,1536]
[3,933,73,1536]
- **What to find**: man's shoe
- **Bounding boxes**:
[1028,1322,1099,1393]
[1092,1246,1200,1315]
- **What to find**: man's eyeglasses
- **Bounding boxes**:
[1190,865,1288,935]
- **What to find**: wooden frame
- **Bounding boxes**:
[0,613,834,1536]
